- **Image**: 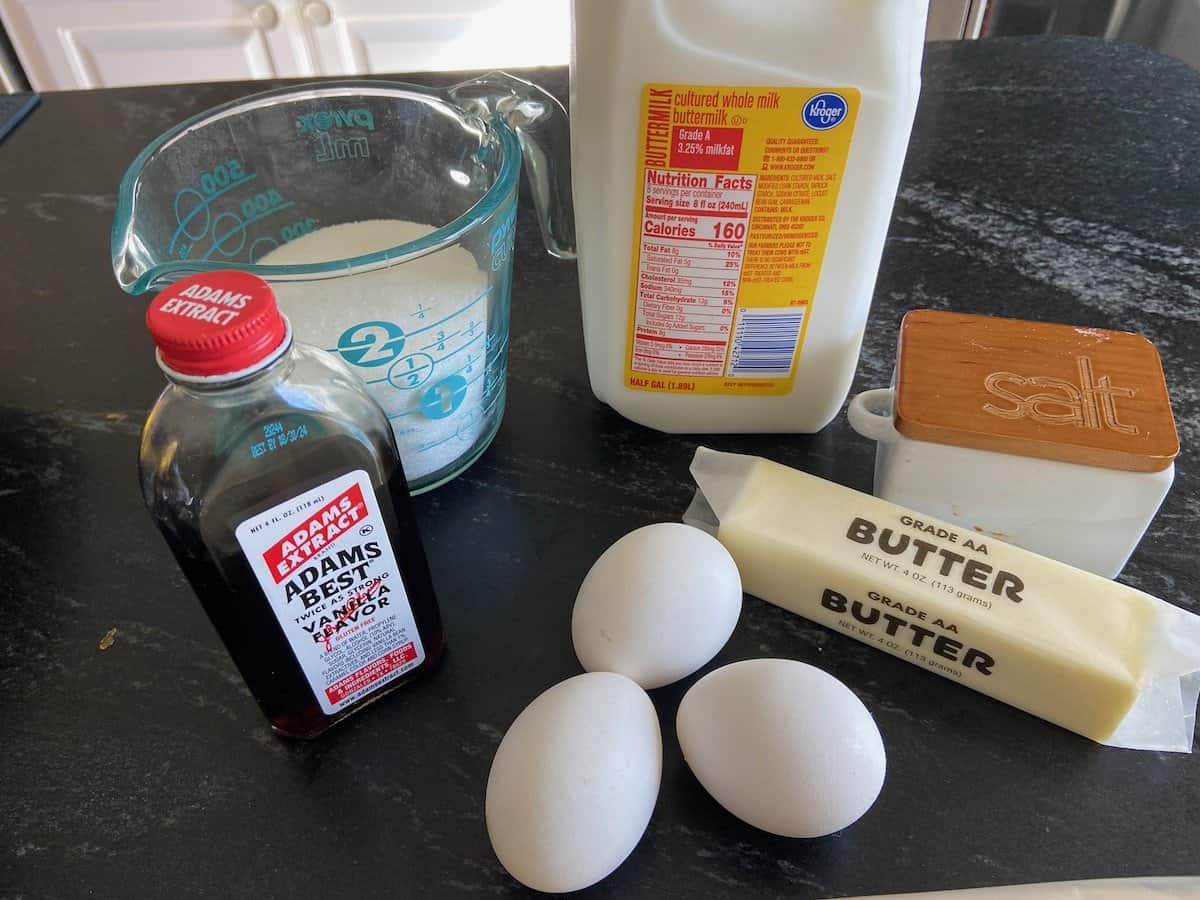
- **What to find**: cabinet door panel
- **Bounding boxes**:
[306,0,569,75]
[60,22,278,89]
[0,0,300,90]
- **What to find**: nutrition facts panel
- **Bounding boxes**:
[631,168,757,378]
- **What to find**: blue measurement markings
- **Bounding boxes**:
[168,159,311,263]
[340,286,490,384]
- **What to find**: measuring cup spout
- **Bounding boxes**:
[113,140,210,293]
[448,71,576,260]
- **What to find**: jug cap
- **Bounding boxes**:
[147,271,289,379]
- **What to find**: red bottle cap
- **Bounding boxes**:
[146,271,289,378]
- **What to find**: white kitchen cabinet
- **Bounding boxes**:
[2,0,981,93]
[0,0,570,91]
[303,0,569,77]
[0,0,310,90]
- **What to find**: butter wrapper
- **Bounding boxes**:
[835,877,1200,900]
[685,447,1200,752]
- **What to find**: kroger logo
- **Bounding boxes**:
[802,93,848,131]
[296,107,375,133]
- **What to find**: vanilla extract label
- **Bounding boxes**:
[235,469,425,714]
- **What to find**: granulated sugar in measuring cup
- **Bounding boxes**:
[113,75,574,492]
[255,218,492,483]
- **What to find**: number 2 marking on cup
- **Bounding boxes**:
[336,321,405,367]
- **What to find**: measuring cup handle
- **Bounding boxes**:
[448,71,576,260]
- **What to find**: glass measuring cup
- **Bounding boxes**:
[113,73,574,493]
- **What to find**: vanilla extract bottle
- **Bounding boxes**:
[138,271,445,738]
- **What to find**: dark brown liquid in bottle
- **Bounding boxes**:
[154,426,445,738]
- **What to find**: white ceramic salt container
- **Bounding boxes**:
[848,309,1179,578]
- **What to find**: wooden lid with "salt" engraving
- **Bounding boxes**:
[894,309,1179,473]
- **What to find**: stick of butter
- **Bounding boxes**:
[685,447,1200,752]
[835,877,1200,900]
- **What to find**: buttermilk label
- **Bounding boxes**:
[235,470,425,714]
[625,83,860,397]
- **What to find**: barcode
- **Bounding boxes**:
[727,307,805,377]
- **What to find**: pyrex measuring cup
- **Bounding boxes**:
[113,73,574,493]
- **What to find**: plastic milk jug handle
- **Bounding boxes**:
[448,71,577,260]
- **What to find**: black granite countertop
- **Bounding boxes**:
[2,38,1199,900]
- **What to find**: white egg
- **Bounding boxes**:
[485,672,662,893]
[572,523,742,690]
[676,658,886,838]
